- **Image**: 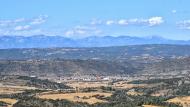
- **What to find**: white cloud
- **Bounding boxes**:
[0,15,164,37]
[0,15,48,28]
[14,18,26,23]
[14,25,30,31]
[125,17,163,26]
[177,20,190,29]
[75,25,95,30]
[148,17,164,26]
[0,15,49,36]
[30,15,48,25]
[0,20,12,27]
[5,29,44,36]
[118,18,146,25]
[91,17,164,27]
[0,18,26,27]
[64,25,102,37]
[90,19,102,25]
[65,30,74,36]
[75,29,86,34]
[172,10,177,14]
[128,18,142,24]
[118,17,164,26]
[0,19,26,27]
[106,20,115,25]
[64,29,86,37]
[118,19,128,25]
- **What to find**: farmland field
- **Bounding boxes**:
[0,85,36,94]
[66,81,109,88]
[0,98,17,107]
[167,96,190,107]
[38,92,112,104]
[143,105,162,107]
[112,81,148,89]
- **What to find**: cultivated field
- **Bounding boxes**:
[143,105,162,107]
[66,80,150,89]
[38,92,112,104]
[167,96,190,107]
[66,81,109,88]
[0,85,36,94]
[127,90,143,96]
[0,98,17,107]
[112,81,148,89]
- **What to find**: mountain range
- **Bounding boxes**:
[0,35,189,49]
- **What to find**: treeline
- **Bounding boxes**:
[0,90,45,99]
[18,76,71,90]
[0,101,8,106]
[128,78,182,84]
[128,77,190,96]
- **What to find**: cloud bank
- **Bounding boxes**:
[91,17,164,27]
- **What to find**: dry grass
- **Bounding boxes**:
[167,96,190,107]
[66,81,109,88]
[127,91,143,96]
[112,81,148,89]
[38,92,112,104]
[66,80,157,90]
[112,81,163,89]
[151,89,170,97]
[0,85,36,94]
[0,98,17,107]
[0,87,23,94]
[143,105,162,107]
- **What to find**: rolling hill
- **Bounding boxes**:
[0,45,190,76]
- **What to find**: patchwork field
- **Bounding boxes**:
[38,92,112,104]
[66,80,151,89]
[0,98,17,107]
[167,96,190,107]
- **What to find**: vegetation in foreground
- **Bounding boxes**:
[0,76,188,107]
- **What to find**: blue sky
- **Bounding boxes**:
[0,0,190,40]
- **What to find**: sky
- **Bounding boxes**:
[1,0,190,40]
